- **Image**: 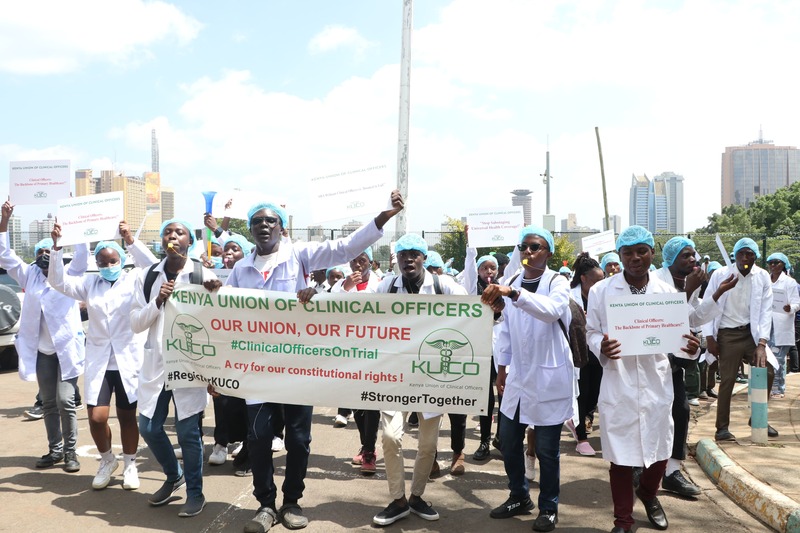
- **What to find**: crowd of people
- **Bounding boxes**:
[5,189,797,533]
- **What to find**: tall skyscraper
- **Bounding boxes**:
[29,213,55,244]
[511,189,533,226]
[8,215,22,251]
[96,171,147,232]
[629,172,684,234]
[152,129,159,173]
[75,169,100,196]
[561,213,577,232]
[721,135,800,207]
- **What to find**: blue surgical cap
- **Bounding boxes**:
[600,252,621,271]
[616,225,655,250]
[94,241,126,265]
[362,247,373,262]
[160,219,195,244]
[34,238,54,256]
[519,225,554,252]
[733,238,761,259]
[424,250,445,269]
[559,266,571,274]
[223,234,254,254]
[707,261,722,274]
[476,255,498,270]
[325,264,349,277]
[395,234,428,256]
[661,236,696,268]
[767,252,790,271]
[247,202,288,228]
[649,264,657,271]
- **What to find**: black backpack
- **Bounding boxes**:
[143,259,204,303]
[508,273,588,369]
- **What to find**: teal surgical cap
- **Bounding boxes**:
[476,255,498,269]
[160,219,195,244]
[94,241,126,265]
[223,234,254,254]
[424,250,445,269]
[325,264,349,277]
[600,252,620,271]
[616,225,655,250]
[35,238,54,255]
[661,236,696,268]
[519,225,554,252]
[707,261,722,274]
[395,234,428,256]
[733,238,761,259]
[247,202,287,228]
[649,264,657,271]
[559,266,571,274]
[362,247,373,262]
[767,252,790,271]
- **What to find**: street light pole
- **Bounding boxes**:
[395,0,412,236]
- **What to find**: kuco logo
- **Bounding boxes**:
[643,336,661,347]
[492,234,504,241]
[166,314,217,361]
[33,191,47,199]
[84,228,98,236]
[347,201,365,209]
[413,328,478,383]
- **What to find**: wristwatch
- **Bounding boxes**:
[213,227,224,238]
[509,288,520,301]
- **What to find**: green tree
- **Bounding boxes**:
[434,217,467,271]
[548,235,576,271]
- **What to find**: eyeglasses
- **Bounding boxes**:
[250,216,279,226]
[517,242,545,253]
[767,260,783,266]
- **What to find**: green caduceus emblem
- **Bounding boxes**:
[424,339,469,376]
[176,320,203,352]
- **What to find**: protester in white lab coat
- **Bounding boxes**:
[49,220,157,491]
[766,252,799,397]
[481,225,572,532]
[130,219,221,518]
[586,226,733,533]
[0,201,88,473]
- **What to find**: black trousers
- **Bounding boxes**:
[576,353,603,441]
[671,367,689,460]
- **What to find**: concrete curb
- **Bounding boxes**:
[696,438,800,532]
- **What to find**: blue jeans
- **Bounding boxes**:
[500,404,562,512]
[139,388,204,499]
[36,352,78,454]
[772,345,790,395]
[248,403,312,509]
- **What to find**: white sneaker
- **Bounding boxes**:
[122,462,140,490]
[524,454,536,482]
[208,443,227,465]
[333,414,348,428]
[231,442,243,457]
[688,398,700,406]
[271,437,285,452]
[92,457,120,490]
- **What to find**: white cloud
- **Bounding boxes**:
[0,0,202,74]
[308,25,373,57]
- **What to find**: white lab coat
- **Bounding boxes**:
[130,260,216,421]
[495,268,574,427]
[0,232,88,382]
[48,241,158,405]
[770,272,800,347]
[586,273,720,467]
[330,270,381,293]
[376,271,468,420]
[705,264,773,344]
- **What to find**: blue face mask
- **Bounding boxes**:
[211,256,223,269]
[99,264,122,282]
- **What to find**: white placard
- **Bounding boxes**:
[56,192,123,246]
[211,190,288,221]
[309,165,392,224]
[9,159,71,205]
[466,207,524,248]
[606,293,691,356]
[715,234,732,266]
[581,230,616,258]
[772,289,787,312]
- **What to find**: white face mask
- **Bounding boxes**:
[99,264,122,282]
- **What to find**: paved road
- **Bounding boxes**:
[0,368,770,532]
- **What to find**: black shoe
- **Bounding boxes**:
[747,418,779,437]
[706,388,718,398]
[473,441,491,461]
[491,436,503,452]
[610,527,630,533]
[148,475,186,506]
[490,495,534,519]
[632,466,642,489]
[35,450,64,468]
[532,510,558,532]
[715,428,736,442]
[178,495,206,517]
[373,500,410,526]
[635,488,668,530]
[409,496,439,521]
[63,451,80,472]
[662,470,701,497]
[407,412,419,427]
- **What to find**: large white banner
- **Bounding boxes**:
[309,165,392,224]
[56,191,123,246]
[9,159,71,205]
[466,207,524,248]
[163,285,494,415]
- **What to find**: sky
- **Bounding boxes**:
[3,0,800,237]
